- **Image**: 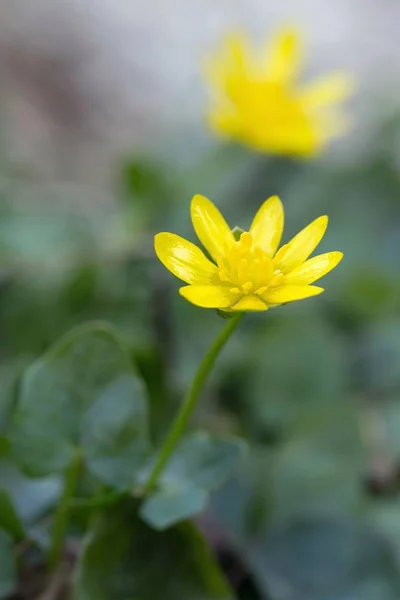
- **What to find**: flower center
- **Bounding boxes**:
[217,232,284,295]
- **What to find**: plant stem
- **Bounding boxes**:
[144,312,244,493]
[47,452,81,570]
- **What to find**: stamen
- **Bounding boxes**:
[219,270,230,282]
[238,258,249,283]
[255,246,264,260]
[217,232,277,292]
[239,231,252,250]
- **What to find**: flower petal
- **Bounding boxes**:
[273,215,328,273]
[250,196,284,257]
[264,28,303,83]
[179,285,240,309]
[154,233,217,284]
[225,32,250,75]
[284,251,343,285]
[261,285,324,304]
[231,295,268,312]
[204,32,249,90]
[191,195,235,262]
[299,73,355,109]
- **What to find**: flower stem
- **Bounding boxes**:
[47,452,81,570]
[144,312,244,494]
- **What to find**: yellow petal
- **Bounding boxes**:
[250,196,284,257]
[284,251,343,285]
[264,27,302,83]
[231,295,268,312]
[191,195,235,262]
[299,73,355,109]
[204,32,248,89]
[261,285,324,304]
[179,285,240,309]
[226,32,250,74]
[274,215,328,273]
[154,233,217,284]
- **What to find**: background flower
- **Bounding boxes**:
[206,27,354,156]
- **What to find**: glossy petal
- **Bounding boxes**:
[250,196,284,257]
[264,28,302,83]
[179,285,240,309]
[191,194,235,262]
[154,233,217,285]
[273,215,328,273]
[261,285,324,304]
[299,73,354,109]
[231,295,268,312]
[284,251,343,285]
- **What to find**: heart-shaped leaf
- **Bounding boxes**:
[140,432,246,529]
[11,322,150,488]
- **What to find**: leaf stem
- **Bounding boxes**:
[144,312,244,493]
[47,452,82,570]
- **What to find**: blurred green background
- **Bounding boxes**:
[1,4,400,599]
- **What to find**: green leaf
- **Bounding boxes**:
[0,487,23,539]
[140,432,246,529]
[72,498,234,600]
[245,517,400,600]
[0,531,17,599]
[0,456,61,528]
[0,360,23,436]
[82,376,150,489]
[11,322,150,486]
[159,432,246,491]
[140,486,208,531]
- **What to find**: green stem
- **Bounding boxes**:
[144,312,244,494]
[48,452,81,570]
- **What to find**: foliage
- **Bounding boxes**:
[1,112,400,598]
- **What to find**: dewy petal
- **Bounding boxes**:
[284,251,343,285]
[231,295,268,312]
[261,285,324,304]
[179,285,240,309]
[191,195,235,262]
[274,215,328,273]
[264,27,303,83]
[154,233,217,285]
[250,196,284,257]
[299,73,355,109]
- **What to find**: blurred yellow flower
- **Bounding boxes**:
[205,27,353,156]
[154,194,342,312]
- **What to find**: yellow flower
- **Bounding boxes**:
[205,27,353,156]
[154,194,343,312]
